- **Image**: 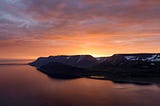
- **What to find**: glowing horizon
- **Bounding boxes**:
[0,0,159,59]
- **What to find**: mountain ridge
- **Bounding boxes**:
[30,53,160,68]
[30,53,160,79]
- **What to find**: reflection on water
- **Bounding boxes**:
[0,65,160,106]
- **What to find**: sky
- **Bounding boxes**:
[0,0,160,59]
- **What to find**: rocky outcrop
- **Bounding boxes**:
[93,53,160,78]
[96,53,160,68]
[30,55,98,68]
[30,53,160,79]
[38,62,91,79]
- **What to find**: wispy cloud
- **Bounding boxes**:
[0,0,159,58]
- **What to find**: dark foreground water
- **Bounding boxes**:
[0,63,160,106]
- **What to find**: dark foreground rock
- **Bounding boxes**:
[30,53,160,81]
[38,62,92,79]
[30,55,100,68]
[93,53,160,78]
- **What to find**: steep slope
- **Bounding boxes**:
[38,62,90,79]
[98,53,160,67]
[30,55,98,68]
[30,53,160,79]
[93,53,160,78]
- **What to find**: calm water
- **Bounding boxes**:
[0,61,160,106]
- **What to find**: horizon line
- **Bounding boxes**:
[0,52,160,60]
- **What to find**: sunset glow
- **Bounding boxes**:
[0,0,159,59]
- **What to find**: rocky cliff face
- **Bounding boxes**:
[121,53,160,62]
[30,55,99,68]
[30,53,160,79]
[99,53,160,67]
[38,62,90,79]
[30,53,160,68]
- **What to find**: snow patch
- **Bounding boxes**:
[125,56,137,60]
[96,58,101,61]
[125,55,160,62]
[66,57,70,59]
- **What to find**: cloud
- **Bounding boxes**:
[0,0,159,58]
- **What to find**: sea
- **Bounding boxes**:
[0,60,160,106]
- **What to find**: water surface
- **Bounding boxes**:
[0,63,160,106]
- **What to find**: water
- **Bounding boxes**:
[0,61,160,106]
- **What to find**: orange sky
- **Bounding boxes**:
[0,0,160,59]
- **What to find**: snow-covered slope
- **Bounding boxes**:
[98,53,160,68]
[30,53,160,69]
[124,54,160,62]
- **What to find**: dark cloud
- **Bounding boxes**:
[0,0,160,37]
[0,0,159,58]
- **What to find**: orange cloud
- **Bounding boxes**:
[0,0,159,59]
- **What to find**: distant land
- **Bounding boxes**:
[0,59,34,65]
[29,53,160,83]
